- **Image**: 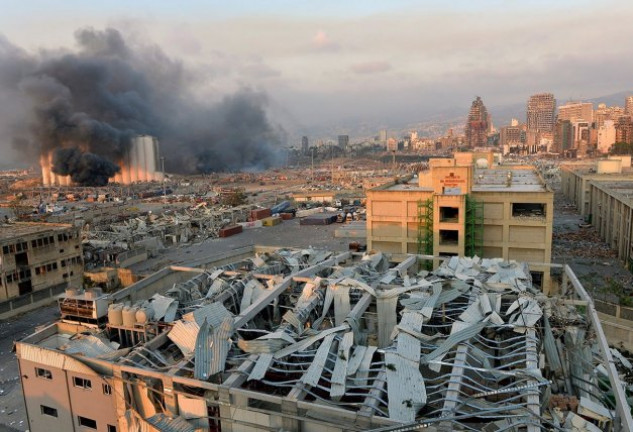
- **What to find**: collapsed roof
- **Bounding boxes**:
[28,250,632,431]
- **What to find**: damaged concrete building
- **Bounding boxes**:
[15,247,633,431]
[366,152,554,291]
[560,157,633,266]
[0,222,83,316]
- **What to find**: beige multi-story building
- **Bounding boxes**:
[0,222,83,301]
[561,157,633,268]
[558,101,593,123]
[366,152,553,290]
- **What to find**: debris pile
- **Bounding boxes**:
[30,252,629,431]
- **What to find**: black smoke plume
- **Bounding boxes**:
[0,28,285,185]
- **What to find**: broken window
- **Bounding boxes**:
[439,207,459,223]
[511,203,545,218]
[40,405,58,417]
[439,229,459,245]
[73,377,92,390]
[36,368,52,379]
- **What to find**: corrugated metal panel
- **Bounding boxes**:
[333,285,350,326]
[62,334,116,357]
[346,345,367,376]
[168,320,199,356]
[150,294,177,321]
[420,283,442,319]
[542,315,562,374]
[183,301,232,329]
[17,344,96,375]
[274,325,347,359]
[301,333,336,387]
[330,331,353,399]
[398,312,424,362]
[194,318,212,380]
[422,321,486,365]
[248,353,274,381]
[385,351,426,422]
[209,316,233,376]
[146,413,196,432]
[355,345,377,387]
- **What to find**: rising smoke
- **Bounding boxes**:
[0,28,285,184]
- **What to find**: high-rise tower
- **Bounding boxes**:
[527,93,556,133]
[465,96,489,148]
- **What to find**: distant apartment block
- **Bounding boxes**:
[0,222,83,301]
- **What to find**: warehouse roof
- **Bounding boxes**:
[18,249,631,431]
[0,221,74,240]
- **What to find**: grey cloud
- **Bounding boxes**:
[350,61,391,75]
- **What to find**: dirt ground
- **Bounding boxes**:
[551,186,633,303]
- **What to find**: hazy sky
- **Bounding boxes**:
[2,0,632,133]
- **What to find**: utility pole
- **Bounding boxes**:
[311,148,314,182]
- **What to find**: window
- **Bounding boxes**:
[36,368,52,380]
[40,405,58,417]
[511,202,545,218]
[2,245,8,254]
[103,383,112,395]
[439,207,459,223]
[77,416,97,429]
[439,229,459,246]
[107,425,117,432]
[73,377,92,390]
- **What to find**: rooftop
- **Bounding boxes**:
[472,168,548,193]
[0,221,74,240]
[18,249,632,431]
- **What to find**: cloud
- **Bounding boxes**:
[311,30,339,52]
[350,61,391,75]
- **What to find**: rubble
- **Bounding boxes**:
[20,251,632,431]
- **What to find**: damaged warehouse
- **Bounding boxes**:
[15,248,633,432]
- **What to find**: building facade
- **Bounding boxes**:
[366,152,553,290]
[465,97,489,148]
[0,222,83,301]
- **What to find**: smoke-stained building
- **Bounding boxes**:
[41,135,164,186]
[465,96,489,148]
[0,222,83,303]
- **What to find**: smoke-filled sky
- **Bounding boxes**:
[1,0,633,168]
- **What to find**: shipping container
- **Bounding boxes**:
[219,224,243,238]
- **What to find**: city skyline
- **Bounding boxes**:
[1,1,633,132]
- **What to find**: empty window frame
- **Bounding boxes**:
[40,405,58,417]
[439,229,459,245]
[107,425,117,432]
[439,206,459,223]
[78,416,97,429]
[103,383,112,395]
[73,377,92,390]
[511,203,545,218]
